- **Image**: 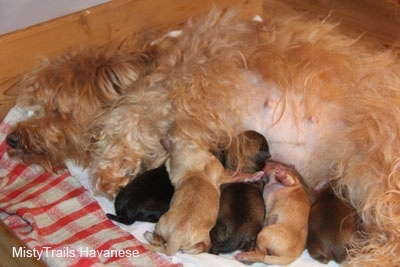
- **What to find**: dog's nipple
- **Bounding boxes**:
[308,115,318,124]
[264,99,275,109]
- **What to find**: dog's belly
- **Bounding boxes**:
[237,76,344,188]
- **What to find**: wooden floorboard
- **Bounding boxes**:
[0,220,47,267]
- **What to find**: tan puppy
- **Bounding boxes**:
[307,187,359,264]
[145,172,220,255]
[235,160,310,265]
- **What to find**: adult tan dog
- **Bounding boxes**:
[235,160,310,265]
[9,6,400,266]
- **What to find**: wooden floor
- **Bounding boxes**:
[0,220,46,267]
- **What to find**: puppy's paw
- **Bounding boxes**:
[235,250,265,264]
[244,171,265,183]
[274,167,296,186]
[235,252,256,264]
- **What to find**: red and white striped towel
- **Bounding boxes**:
[0,107,179,267]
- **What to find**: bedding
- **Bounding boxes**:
[0,106,338,266]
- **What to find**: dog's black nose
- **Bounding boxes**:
[6,132,21,148]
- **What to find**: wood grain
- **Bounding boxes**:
[0,220,46,267]
[265,0,400,46]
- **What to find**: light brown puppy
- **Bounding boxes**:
[307,187,359,264]
[236,160,310,265]
[145,172,220,255]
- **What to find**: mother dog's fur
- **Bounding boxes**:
[8,6,400,266]
[85,9,400,266]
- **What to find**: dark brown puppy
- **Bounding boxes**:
[209,130,270,254]
[106,165,174,225]
[307,188,359,264]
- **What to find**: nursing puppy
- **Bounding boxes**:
[108,131,267,227]
[144,131,267,255]
[106,165,174,225]
[144,149,223,255]
[236,160,310,265]
[307,187,359,264]
[209,131,269,254]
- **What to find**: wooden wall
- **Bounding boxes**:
[266,0,400,47]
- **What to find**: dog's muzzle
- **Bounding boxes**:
[6,132,21,149]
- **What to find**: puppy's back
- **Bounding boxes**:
[107,165,174,224]
[210,181,265,254]
[307,188,358,263]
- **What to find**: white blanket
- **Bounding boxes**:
[67,158,339,267]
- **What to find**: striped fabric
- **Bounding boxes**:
[0,107,179,267]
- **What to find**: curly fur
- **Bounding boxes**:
[6,39,156,170]
[8,6,400,265]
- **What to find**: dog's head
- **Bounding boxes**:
[6,45,155,168]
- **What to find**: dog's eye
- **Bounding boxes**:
[266,249,273,256]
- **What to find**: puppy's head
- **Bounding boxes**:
[223,130,270,172]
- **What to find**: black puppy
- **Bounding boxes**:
[209,130,270,254]
[106,165,174,224]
